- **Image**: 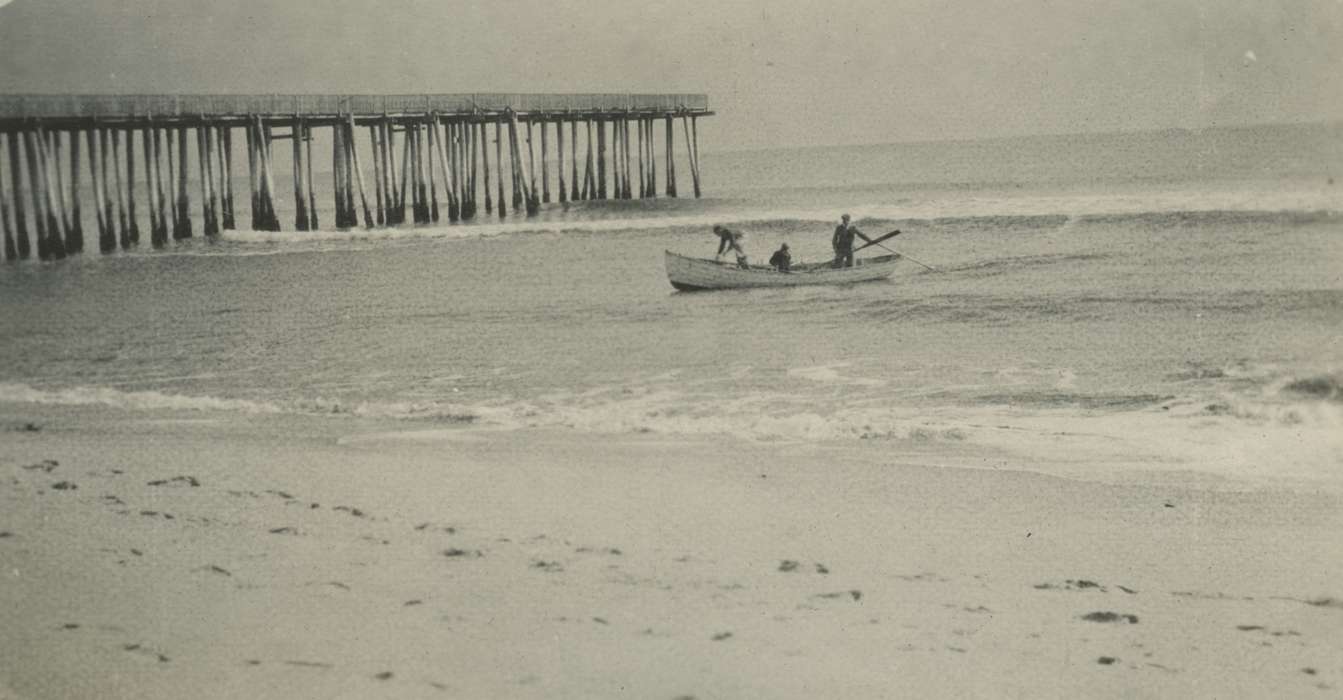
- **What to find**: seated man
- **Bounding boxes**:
[768,243,792,272]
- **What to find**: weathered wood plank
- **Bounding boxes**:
[0,93,711,121]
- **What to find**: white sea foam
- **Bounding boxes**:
[199,189,1341,250]
[788,364,887,387]
[0,382,487,423]
[3,373,1339,485]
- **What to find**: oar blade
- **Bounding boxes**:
[853,228,901,253]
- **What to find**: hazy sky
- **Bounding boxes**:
[1,0,1340,149]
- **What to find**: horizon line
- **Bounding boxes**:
[706,117,1343,155]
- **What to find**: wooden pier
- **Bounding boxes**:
[0,93,711,261]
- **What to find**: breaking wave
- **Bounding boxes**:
[189,204,1342,253]
[1281,373,1343,403]
[5,369,1341,444]
[0,383,483,423]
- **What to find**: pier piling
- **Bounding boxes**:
[597,119,607,200]
[0,94,709,257]
[149,124,167,246]
[6,132,30,259]
[47,130,72,254]
[23,130,50,260]
[570,120,579,202]
[665,117,676,197]
[219,127,235,230]
[89,129,109,252]
[0,138,14,261]
[65,131,84,253]
[494,121,506,218]
[175,126,192,238]
[124,128,139,246]
[467,121,480,219]
[426,120,441,222]
[525,119,537,212]
[292,119,309,231]
[348,116,374,229]
[541,119,551,204]
[556,119,566,205]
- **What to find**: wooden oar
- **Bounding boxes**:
[876,241,939,272]
[852,228,902,253]
[850,228,939,271]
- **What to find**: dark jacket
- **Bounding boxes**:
[832,223,870,253]
[769,247,792,272]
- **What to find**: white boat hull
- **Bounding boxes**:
[665,251,901,291]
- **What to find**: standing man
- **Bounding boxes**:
[832,214,872,268]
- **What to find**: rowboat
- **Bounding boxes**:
[665,250,902,291]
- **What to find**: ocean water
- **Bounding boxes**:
[2,122,1341,483]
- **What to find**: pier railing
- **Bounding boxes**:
[0,93,710,122]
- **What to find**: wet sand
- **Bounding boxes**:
[1,403,1340,699]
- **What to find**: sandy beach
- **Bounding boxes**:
[2,403,1339,699]
[2,0,1341,696]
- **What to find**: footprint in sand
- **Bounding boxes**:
[1035,579,1138,594]
[1080,612,1139,624]
[304,581,351,591]
[1171,590,1255,602]
[896,572,950,583]
[122,643,170,663]
[575,546,623,556]
[813,590,863,602]
[147,476,200,488]
[1283,596,1343,610]
[282,660,333,669]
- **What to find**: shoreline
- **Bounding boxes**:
[2,402,1340,698]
